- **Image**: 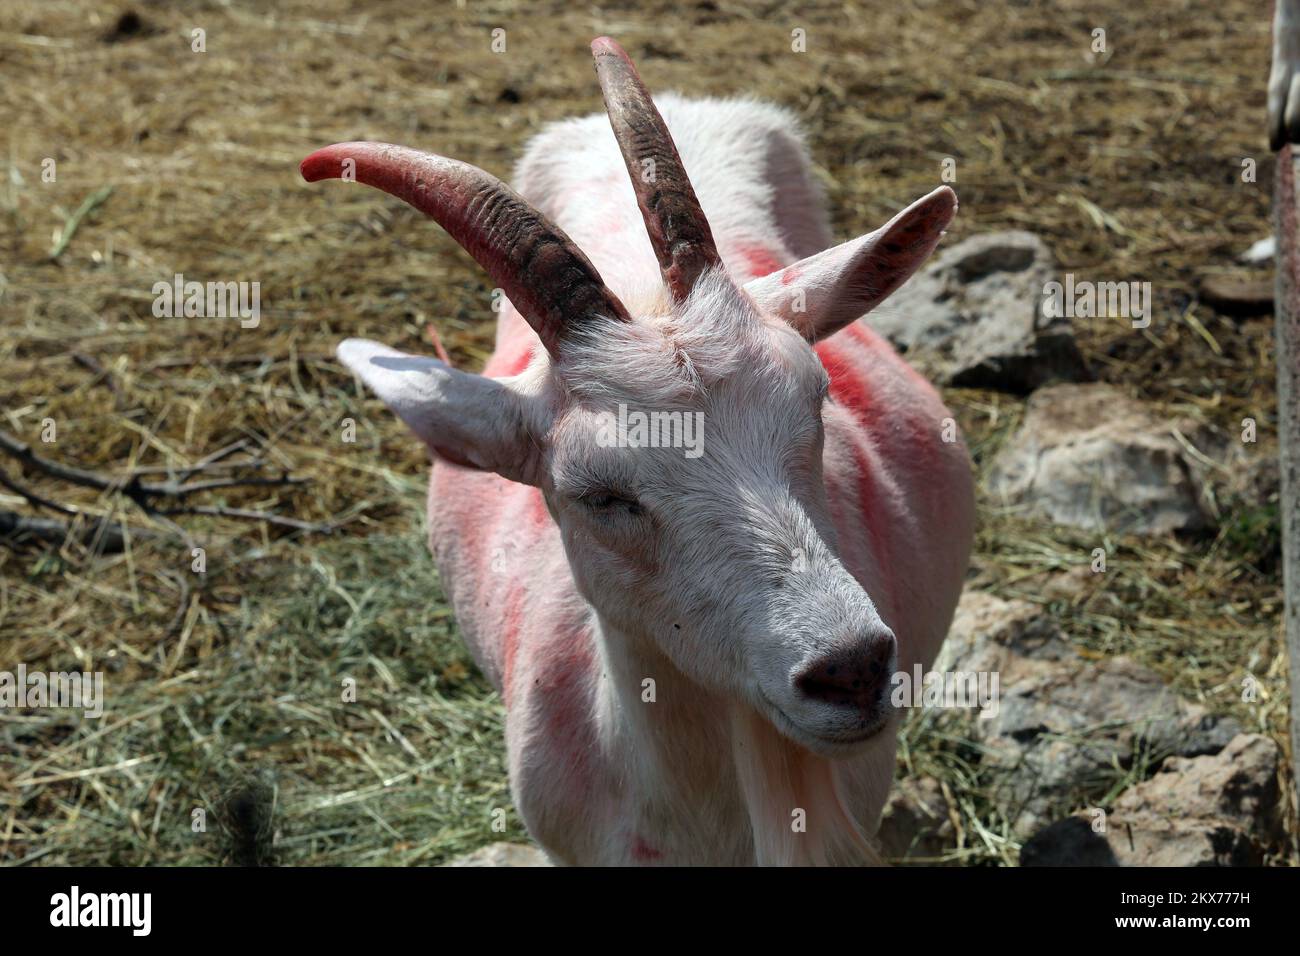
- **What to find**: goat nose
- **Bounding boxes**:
[794,631,896,711]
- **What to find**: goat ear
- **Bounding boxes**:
[337,338,540,485]
[744,186,956,342]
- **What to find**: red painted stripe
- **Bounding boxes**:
[850,440,899,625]
[631,836,664,862]
[484,346,532,378]
[817,335,902,621]
[817,339,881,430]
[500,587,524,707]
[734,244,784,280]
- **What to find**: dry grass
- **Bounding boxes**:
[0,0,1288,865]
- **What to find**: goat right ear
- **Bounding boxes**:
[337,338,541,485]
[744,186,956,342]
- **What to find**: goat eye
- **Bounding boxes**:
[582,491,644,517]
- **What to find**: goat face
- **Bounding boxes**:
[540,274,899,754]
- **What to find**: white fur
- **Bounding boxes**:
[341,92,973,865]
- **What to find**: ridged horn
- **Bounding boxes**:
[591,37,723,301]
[301,142,630,357]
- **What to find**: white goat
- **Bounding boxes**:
[303,37,974,865]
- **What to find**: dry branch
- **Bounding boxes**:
[0,427,305,500]
[0,426,329,540]
[0,510,132,552]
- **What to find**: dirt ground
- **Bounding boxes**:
[0,0,1290,864]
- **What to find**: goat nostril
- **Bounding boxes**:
[796,676,850,706]
[795,633,896,711]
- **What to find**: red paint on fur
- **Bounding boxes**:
[846,321,931,390]
[850,440,899,622]
[818,340,882,431]
[534,625,599,793]
[500,587,525,707]
[529,489,550,526]
[817,333,910,621]
[631,836,663,862]
[846,325,940,477]
[735,244,784,279]
[823,328,939,454]
[842,321,900,363]
[501,348,532,377]
[482,346,531,379]
[483,304,536,379]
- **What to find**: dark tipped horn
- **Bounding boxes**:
[301,142,630,358]
[591,37,722,301]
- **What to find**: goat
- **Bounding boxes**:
[302,37,974,865]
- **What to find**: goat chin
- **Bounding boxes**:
[729,705,883,866]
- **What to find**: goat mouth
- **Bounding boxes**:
[756,689,888,755]
[799,721,889,751]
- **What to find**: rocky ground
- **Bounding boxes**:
[881,591,1280,865]
[871,233,1284,866]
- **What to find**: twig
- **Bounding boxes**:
[147,474,308,497]
[127,459,253,475]
[0,428,325,537]
[127,439,252,476]
[190,439,252,470]
[0,510,132,552]
[0,427,133,493]
[0,466,78,515]
[154,570,193,637]
[147,353,334,370]
[49,184,113,260]
[0,428,303,500]
[153,504,337,534]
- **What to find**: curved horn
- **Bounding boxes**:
[301,142,630,358]
[591,37,722,301]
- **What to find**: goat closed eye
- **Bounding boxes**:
[581,491,645,518]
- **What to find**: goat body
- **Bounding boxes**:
[307,41,974,865]
[429,99,972,865]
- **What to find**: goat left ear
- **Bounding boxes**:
[744,186,956,342]
[337,338,541,485]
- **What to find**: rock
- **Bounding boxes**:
[878,776,956,862]
[1113,734,1279,832]
[866,231,1088,392]
[935,592,1242,838]
[986,383,1238,535]
[1239,236,1274,264]
[442,842,553,867]
[1021,734,1280,866]
[1199,275,1273,317]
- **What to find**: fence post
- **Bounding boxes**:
[1274,145,1300,811]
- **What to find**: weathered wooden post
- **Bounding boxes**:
[1275,146,1300,809]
